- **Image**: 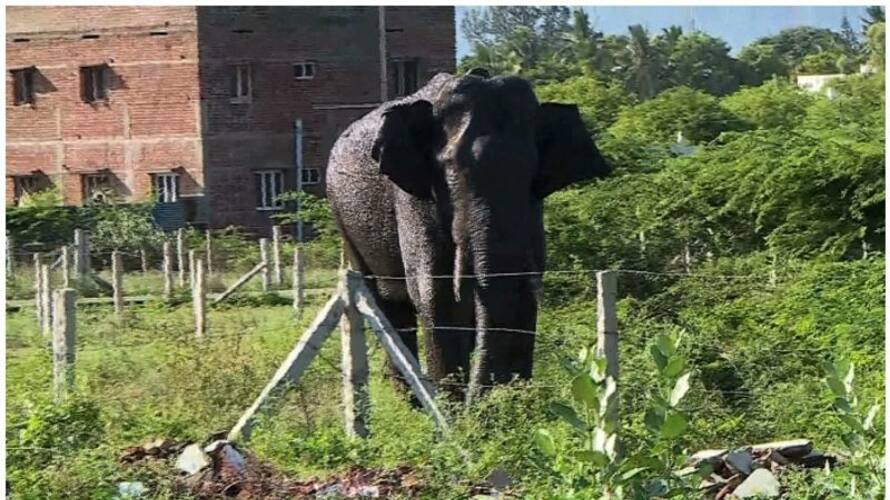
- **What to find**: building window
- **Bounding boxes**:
[80,65,109,103]
[83,173,112,203]
[154,173,179,203]
[293,62,315,80]
[12,175,40,205]
[11,67,35,105]
[390,59,418,97]
[255,170,284,210]
[230,63,252,101]
[301,168,320,185]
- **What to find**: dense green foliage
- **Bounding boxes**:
[5,7,886,498]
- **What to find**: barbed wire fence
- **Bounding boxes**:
[7,238,859,457]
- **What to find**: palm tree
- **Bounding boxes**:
[624,25,662,99]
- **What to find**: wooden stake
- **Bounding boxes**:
[40,264,51,337]
[177,228,186,288]
[213,261,267,304]
[228,293,345,441]
[272,225,283,286]
[163,240,173,301]
[341,271,369,438]
[60,246,70,288]
[292,246,305,315]
[112,250,123,316]
[205,230,213,276]
[52,288,77,403]
[259,238,270,292]
[193,258,206,337]
[596,271,619,381]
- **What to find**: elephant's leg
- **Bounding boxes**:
[421,294,475,401]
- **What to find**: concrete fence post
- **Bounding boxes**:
[60,246,70,288]
[112,250,123,316]
[272,226,283,286]
[259,238,270,292]
[73,229,90,277]
[193,258,206,337]
[52,288,77,403]
[163,240,173,301]
[342,271,370,438]
[33,253,43,326]
[177,228,186,288]
[596,270,619,433]
[205,230,213,276]
[292,246,305,315]
[6,233,13,277]
[140,248,148,274]
[40,263,51,336]
[188,249,196,286]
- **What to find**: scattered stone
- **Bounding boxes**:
[690,448,728,467]
[725,450,754,476]
[115,481,146,498]
[485,468,514,490]
[749,439,812,459]
[175,443,210,475]
[732,468,780,498]
[799,451,836,468]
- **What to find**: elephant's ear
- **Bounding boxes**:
[371,100,436,198]
[533,103,611,198]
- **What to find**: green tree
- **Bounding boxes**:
[738,43,791,81]
[720,79,815,129]
[607,86,746,145]
[91,203,165,254]
[535,75,631,135]
[746,26,849,70]
[620,24,664,99]
[866,22,885,70]
[666,32,749,95]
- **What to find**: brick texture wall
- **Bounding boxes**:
[7,6,455,234]
[6,6,202,207]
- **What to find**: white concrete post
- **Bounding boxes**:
[40,263,51,336]
[52,288,77,403]
[60,246,70,288]
[163,240,173,300]
[177,228,186,288]
[342,271,370,438]
[292,246,305,315]
[272,225,283,286]
[259,238,270,292]
[112,250,123,316]
[193,258,206,337]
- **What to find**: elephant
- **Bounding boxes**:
[326,70,610,401]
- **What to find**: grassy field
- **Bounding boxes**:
[5,257,884,498]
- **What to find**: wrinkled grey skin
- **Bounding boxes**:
[326,71,610,400]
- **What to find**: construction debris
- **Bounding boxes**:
[732,469,781,498]
[689,439,836,499]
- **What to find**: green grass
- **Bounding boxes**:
[6,257,884,498]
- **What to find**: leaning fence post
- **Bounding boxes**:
[342,270,370,438]
[40,263,52,337]
[193,258,206,337]
[205,230,213,276]
[259,238,271,292]
[272,225,283,286]
[60,246,70,288]
[52,288,77,403]
[33,253,43,326]
[177,228,186,288]
[112,250,123,316]
[292,246,305,315]
[163,241,173,301]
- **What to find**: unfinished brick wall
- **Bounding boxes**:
[7,6,456,234]
[6,6,203,207]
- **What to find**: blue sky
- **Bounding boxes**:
[455,6,872,58]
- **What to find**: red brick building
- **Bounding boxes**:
[6,6,455,233]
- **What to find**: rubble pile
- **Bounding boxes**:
[689,439,836,498]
